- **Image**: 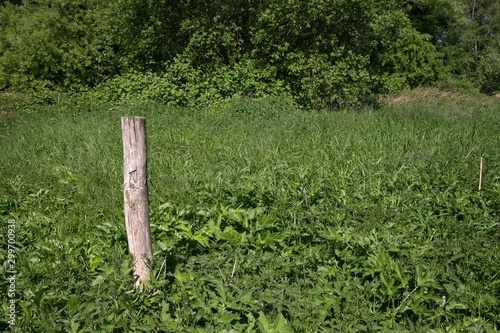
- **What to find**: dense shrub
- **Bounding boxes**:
[0,0,498,107]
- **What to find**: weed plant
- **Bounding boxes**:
[0,95,499,332]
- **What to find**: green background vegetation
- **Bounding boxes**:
[1,0,500,331]
[0,0,499,108]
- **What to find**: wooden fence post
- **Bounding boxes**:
[121,116,153,286]
[479,157,483,191]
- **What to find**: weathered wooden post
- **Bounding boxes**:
[121,116,153,286]
[479,157,483,191]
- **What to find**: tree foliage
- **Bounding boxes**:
[407,0,500,94]
[0,0,119,91]
[0,0,498,108]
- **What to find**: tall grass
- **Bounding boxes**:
[1,94,499,331]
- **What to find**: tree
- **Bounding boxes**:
[0,0,458,107]
[0,0,119,91]
[406,0,500,93]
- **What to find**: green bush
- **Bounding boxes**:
[4,0,498,108]
[477,51,500,94]
[0,0,451,109]
[370,10,442,93]
[286,51,373,109]
[84,58,291,108]
[0,1,119,91]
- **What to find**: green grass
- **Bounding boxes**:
[1,94,500,332]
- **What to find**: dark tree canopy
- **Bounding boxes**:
[0,0,498,108]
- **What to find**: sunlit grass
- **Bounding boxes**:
[1,95,499,331]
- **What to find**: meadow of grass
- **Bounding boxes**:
[1,93,500,332]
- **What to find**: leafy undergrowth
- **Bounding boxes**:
[0,96,499,332]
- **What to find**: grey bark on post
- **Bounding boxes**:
[121,116,153,286]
